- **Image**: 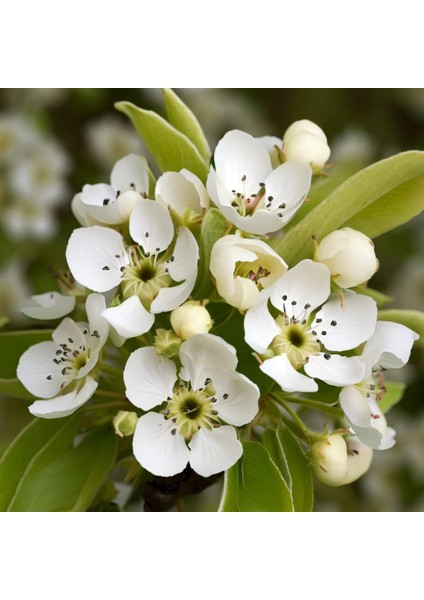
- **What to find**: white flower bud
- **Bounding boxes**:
[170,302,212,340]
[210,235,287,311]
[316,227,379,288]
[311,433,348,486]
[283,119,331,170]
[113,411,138,438]
[342,436,373,484]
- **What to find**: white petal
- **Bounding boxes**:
[21,292,75,320]
[102,296,154,340]
[179,333,237,390]
[213,130,271,197]
[244,300,280,353]
[150,274,196,314]
[71,193,97,227]
[206,165,232,208]
[305,354,365,386]
[189,426,242,477]
[80,183,115,207]
[52,317,85,349]
[361,320,419,376]
[156,171,203,215]
[213,371,259,426]
[339,386,373,428]
[86,293,109,350]
[66,226,127,292]
[124,347,177,410]
[167,227,199,282]
[17,341,66,398]
[133,412,190,477]
[270,260,331,318]
[261,354,318,393]
[180,169,209,209]
[216,203,284,235]
[110,154,149,195]
[28,377,98,419]
[129,198,174,255]
[264,161,311,221]
[312,291,377,352]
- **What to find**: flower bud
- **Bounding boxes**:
[113,411,138,438]
[283,119,330,171]
[154,328,182,358]
[311,433,348,486]
[170,302,212,340]
[316,227,379,288]
[210,235,287,311]
[342,436,373,484]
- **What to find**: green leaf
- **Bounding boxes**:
[378,309,424,347]
[0,377,34,399]
[271,151,424,264]
[162,88,211,162]
[263,426,313,512]
[193,208,228,299]
[0,329,52,379]
[115,101,209,182]
[219,440,294,512]
[0,417,117,512]
[379,381,406,414]
[0,316,9,329]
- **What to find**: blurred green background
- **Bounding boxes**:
[0,88,423,511]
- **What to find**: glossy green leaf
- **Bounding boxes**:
[264,426,314,512]
[219,441,293,512]
[0,329,52,379]
[193,208,228,299]
[162,88,211,162]
[0,417,117,512]
[379,381,406,414]
[0,316,9,329]
[271,151,424,264]
[115,101,209,181]
[378,309,424,347]
[0,377,33,399]
[0,416,80,511]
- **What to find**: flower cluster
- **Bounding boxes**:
[15,104,419,494]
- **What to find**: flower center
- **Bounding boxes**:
[271,316,320,369]
[165,385,219,439]
[235,259,271,290]
[121,246,172,309]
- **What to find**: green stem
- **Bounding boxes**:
[95,390,125,399]
[101,362,124,378]
[84,400,129,412]
[285,396,344,418]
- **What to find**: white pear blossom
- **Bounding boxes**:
[156,169,209,219]
[66,199,199,340]
[0,260,30,324]
[311,433,373,486]
[0,114,37,164]
[283,119,331,170]
[207,129,312,235]
[21,291,76,320]
[210,234,288,311]
[10,139,70,207]
[340,321,419,450]
[257,135,284,169]
[85,116,144,169]
[316,227,379,288]
[170,302,212,339]
[3,198,58,240]
[124,334,260,477]
[17,293,109,418]
[72,154,149,226]
[244,260,377,393]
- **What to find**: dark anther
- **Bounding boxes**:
[72,350,79,357]
[282,295,287,301]
[268,196,274,201]
[211,397,217,403]
[53,359,61,365]
[170,256,175,262]
[321,331,327,336]
[223,393,229,399]
[120,266,125,272]
[92,330,100,338]
[145,232,149,238]
[115,254,120,258]
[172,418,177,423]
[167,397,172,402]
[103,199,110,206]
[331,320,337,326]
[211,410,219,416]
[145,252,150,258]
[171,429,177,436]
[204,378,211,385]
[242,175,247,181]
[324,354,331,360]
[304,303,311,309]
[47,375,52,380]
[316,318,322,323]
[102,266,110,271]
[156,247,160,252]
[259,182,265,187]
[279,203,286,209]
[56,349,62,355]
[291,300,297,306]
[83,330,88,335]
[68,338,74,344]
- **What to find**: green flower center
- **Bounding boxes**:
[121,247,172,309]
[271,316,320,369]
[165,386,219,439]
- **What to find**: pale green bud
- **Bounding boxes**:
[170,302,212,340]
[311,433,348,486]
[113,411,138,438]
[316,227,379,288]
[154,328,182,358]
[283,119,330,171]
